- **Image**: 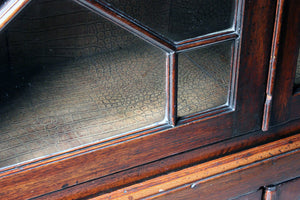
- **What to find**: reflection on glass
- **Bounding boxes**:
[295,50,300,85]
[0,0,7,8]
[178,40,234,117]
[0,0,166,167]
[104,0,235,41]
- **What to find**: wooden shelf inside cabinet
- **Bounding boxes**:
[0,0,298,199]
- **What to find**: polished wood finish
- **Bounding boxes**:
[0,0,299,199]
[270,0,300,126]
[168,52,177,126]
[276,177,300,199]
[93,134,300,200]
[264,186,277,200]
[233,0,275,135]
[262,0,285,131]
[263,178,300,200]
[233,190,263,200]
[29,120,300,200]
[150,151,300,200]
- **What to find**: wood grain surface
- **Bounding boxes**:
[270,0,300,125]
[275,177,300,200]
[92,134,300,200]
[0,1,290,200]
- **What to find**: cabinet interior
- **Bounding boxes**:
[0,0,234,167]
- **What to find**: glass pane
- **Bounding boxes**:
[104,0,236,41]
[178,40,234,117]
[0,0,166,167]
[0,0,7,8]
[295,50,300,85]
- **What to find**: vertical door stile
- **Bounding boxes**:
[168,52,177,127]
[262,0,286,131]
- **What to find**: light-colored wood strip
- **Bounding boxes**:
[93,134,300,200]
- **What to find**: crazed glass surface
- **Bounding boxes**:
[178,40,234,117]
[295,50,300,85]
[0,0,166,167]
[104,0,236,41]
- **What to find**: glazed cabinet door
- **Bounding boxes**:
[0,0,276,199]
[263,0,300,130]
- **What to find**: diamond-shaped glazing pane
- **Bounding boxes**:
[0,0,166,167]
[104,0,236,41]
[178,40,234,117]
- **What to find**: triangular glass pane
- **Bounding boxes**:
[104,0,236,41]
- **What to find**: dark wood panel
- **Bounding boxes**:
[91,134,300,200]
[276,177,300,200]
[233,190,263,200]
[32,120,300,200]
[262,0,285,131]
[263,178,300,200]
[291,95,300,120]
[0,0,285,199]
[152,151,300,200]
[271,0,300,125]
[234,0,276,134]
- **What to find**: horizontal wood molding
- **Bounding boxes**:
[275,177,300,199]
[94,133,300,200]
[31,120,300,200]
[152,148,300,200]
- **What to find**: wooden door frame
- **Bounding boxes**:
[0,0,279,199]
[268,0,300,127]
